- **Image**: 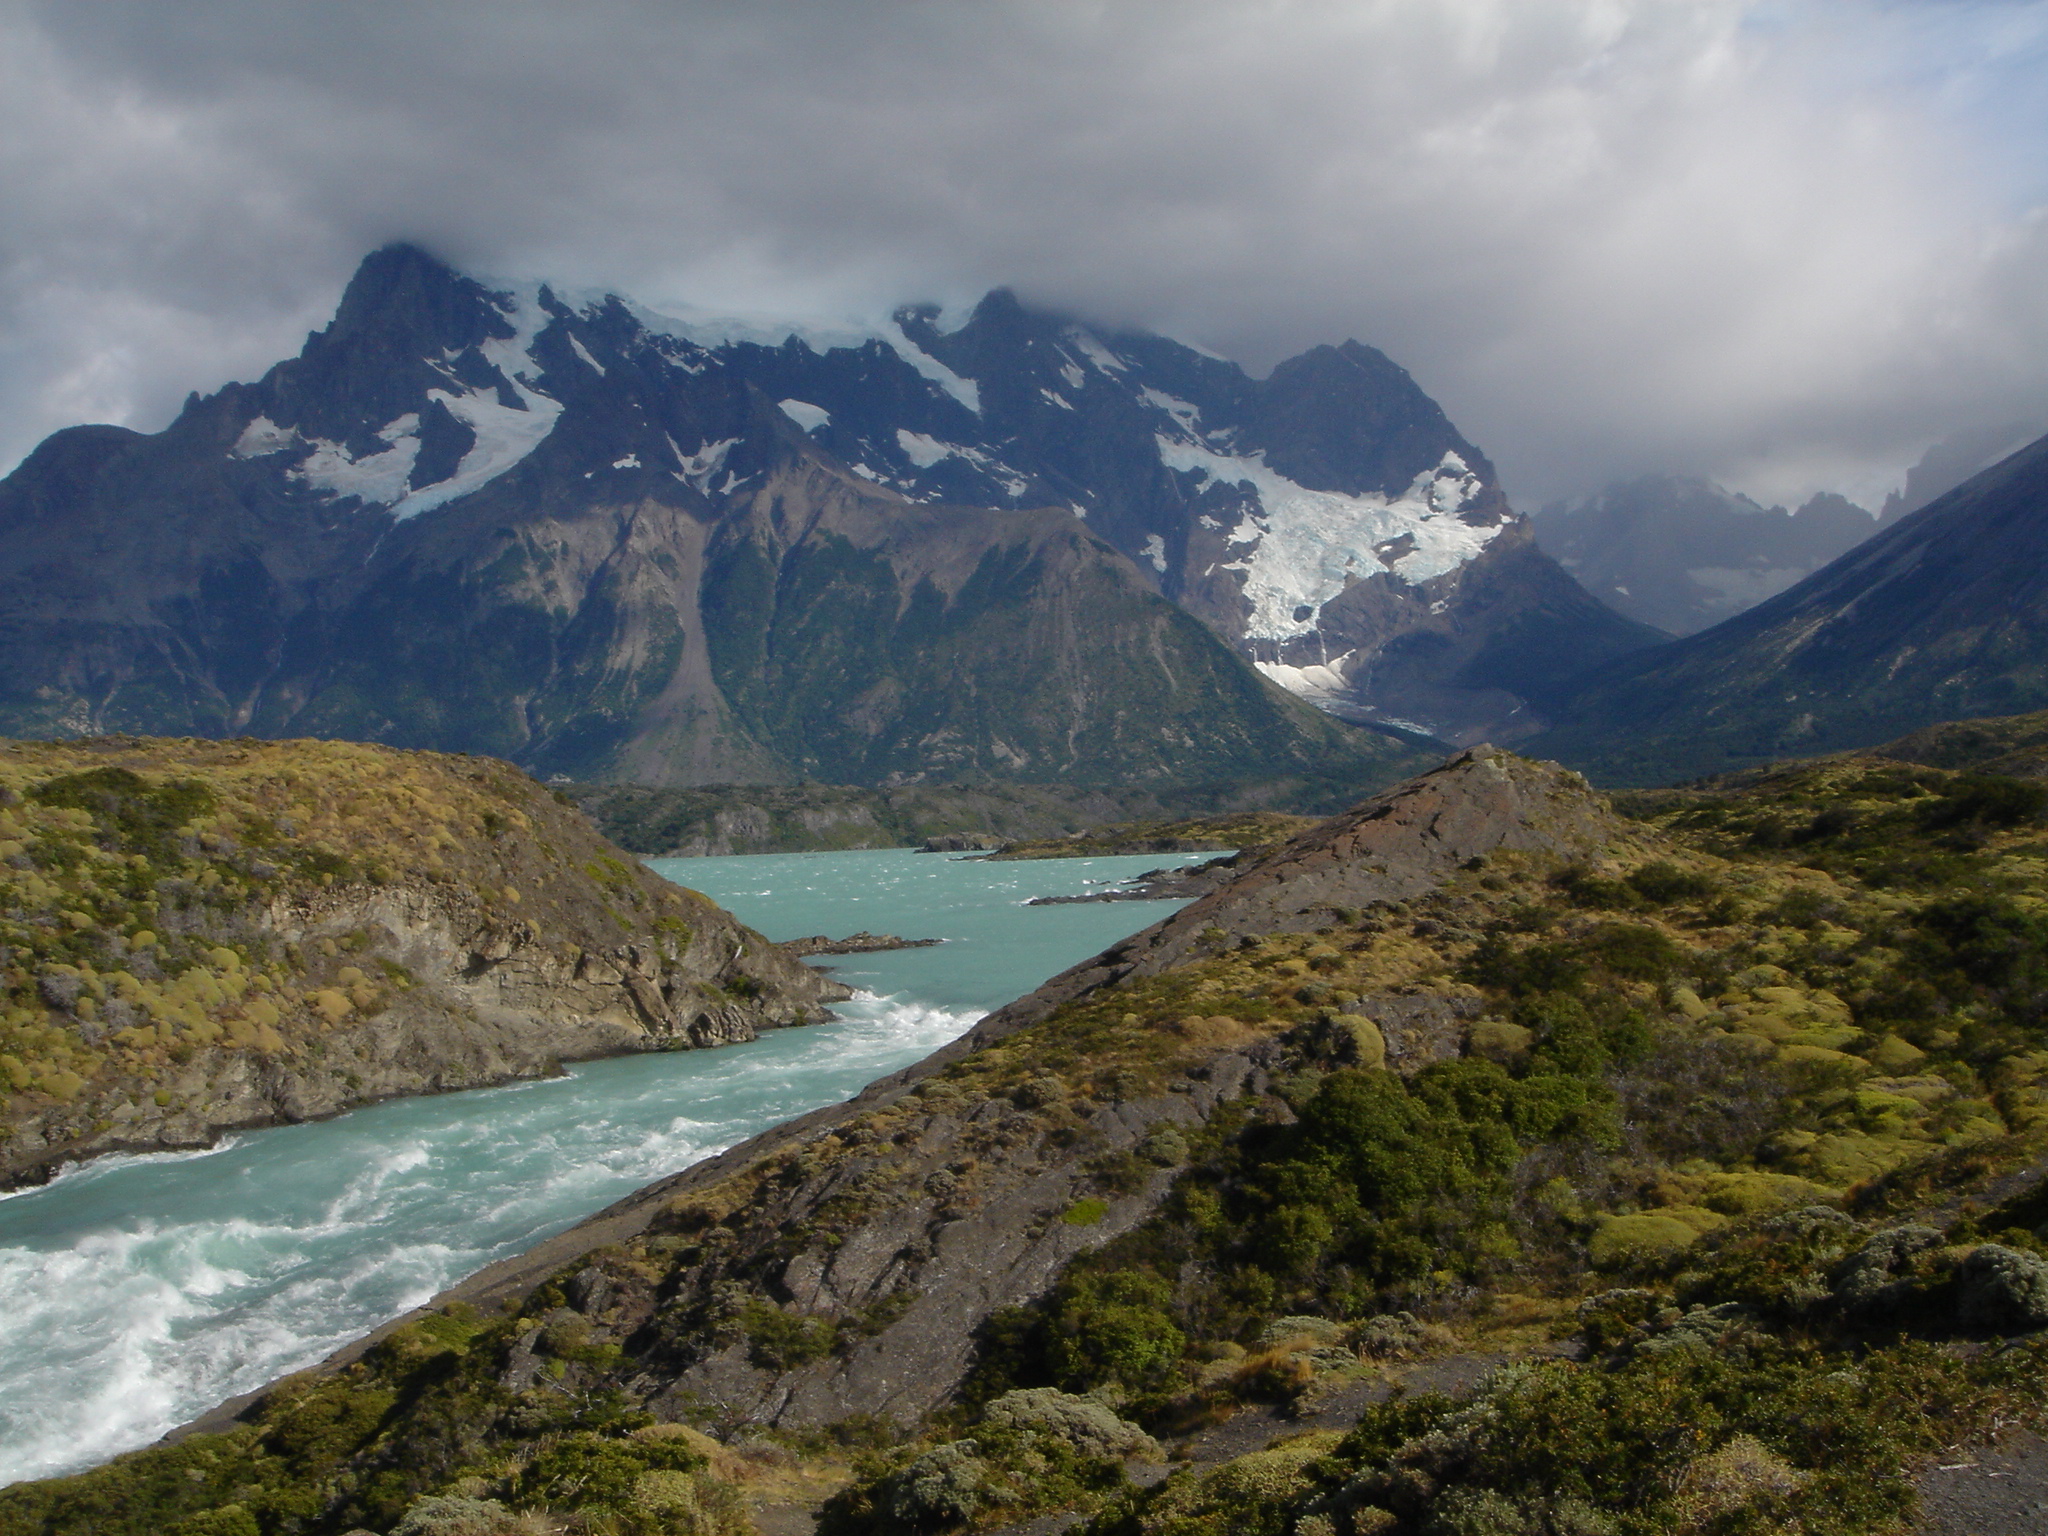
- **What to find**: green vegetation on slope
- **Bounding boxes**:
[20,745,2048,1534]
[0,735,825,1187]
[830,756,2048,1534]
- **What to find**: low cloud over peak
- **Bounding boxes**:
[2,0,2044,506]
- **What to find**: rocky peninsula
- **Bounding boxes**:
[0,736,845,1189]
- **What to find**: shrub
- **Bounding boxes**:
[1044,1272,1186,1390]
[1919,775,2048,831]
[1626,862,1716,905]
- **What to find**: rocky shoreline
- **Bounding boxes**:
[0,738,847,1191]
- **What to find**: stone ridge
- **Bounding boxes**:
[962,745,1632,1044]
[0,736,846,1188]
[164,748,1629,1442]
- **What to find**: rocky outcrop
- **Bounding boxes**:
[200,747,1628,1437]
[780,932,940,957]
[968,745,1631,1040]
[0,737,845,1188]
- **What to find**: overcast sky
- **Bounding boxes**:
[2,0,2045,507]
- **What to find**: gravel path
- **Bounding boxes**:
[1916,1430,2048,1534]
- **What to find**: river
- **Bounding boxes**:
[0,848,1192,1487]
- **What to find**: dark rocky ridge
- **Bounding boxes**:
[1534,429,2048,785]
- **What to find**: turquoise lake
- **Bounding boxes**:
[0,848,1194,1487]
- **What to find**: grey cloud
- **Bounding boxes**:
[2,0,2045,506]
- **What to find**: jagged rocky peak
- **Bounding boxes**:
[266,246,1634,744]
[232,248,1650,746]
[0,243,1650,781]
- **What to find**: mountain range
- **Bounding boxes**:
[10,241,2046,797]
[1532,427,2048,783]
[1529,419,2040,639]
[1531,478,1895,637]
[0,245,1660,787]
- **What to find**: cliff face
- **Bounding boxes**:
[0,736,845,1188]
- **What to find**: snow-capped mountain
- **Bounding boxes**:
[0,247,1421,788]
[0,244,1653,782]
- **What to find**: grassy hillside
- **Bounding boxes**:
[1865,707,2048,777]
[14,746,2048,1533]
[0,735,838,1187]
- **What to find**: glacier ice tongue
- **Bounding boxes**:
[1158,438,1495,641]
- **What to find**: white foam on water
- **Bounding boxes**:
[0,848,1178,1489]
[0,991,983,1488]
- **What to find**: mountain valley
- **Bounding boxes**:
[1533,429,2048,784]
[13,730,2048,1534]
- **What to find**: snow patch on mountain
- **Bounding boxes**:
[293,414,422,505]
[616,299,981,413]
[374,288,564,520]
[779,400,831,432]
[880,321,982,413]
[896,429,952,468]
[890,431,1031,498]
[1255,653,1356,708]
[1141,388,1204,438]
[673,437,738,493]
[568,335,607,375]
[1157,440,1494,640]
[232,416,298,458]
[1142,534,1169,573]
[1068,330,1128,375]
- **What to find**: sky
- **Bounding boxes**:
[2,0,2046,509]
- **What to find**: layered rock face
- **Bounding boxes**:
[0,736,845,1188]
[0,245,1648,781]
